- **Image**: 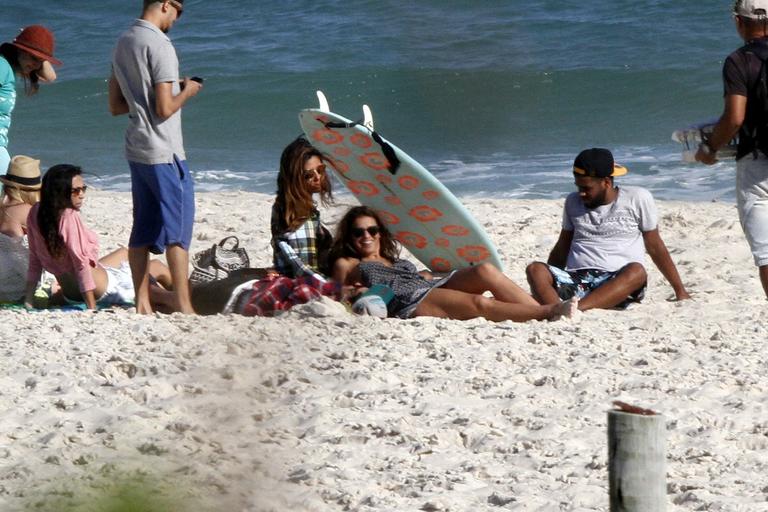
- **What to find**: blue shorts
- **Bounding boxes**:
[128,155,194,254]
[547,265,645,309]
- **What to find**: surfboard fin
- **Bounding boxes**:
[316,90,330,112]
[362,104,374,131]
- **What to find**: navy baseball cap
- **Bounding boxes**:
[572,148,628,178]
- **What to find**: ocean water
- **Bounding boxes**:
[0,1,743,201]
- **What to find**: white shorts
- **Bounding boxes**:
[98,261,135,305]
[65,262,136,306]
[736,154,768,267]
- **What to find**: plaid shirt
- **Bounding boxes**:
[238,274,342,317]
[271,204,331,281]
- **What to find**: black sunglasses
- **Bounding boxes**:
[351,226,380,238]
[303,163,327,180]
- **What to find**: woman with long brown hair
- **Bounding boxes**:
[331,206,578,322]
[24,164,173,310]
[271,137,335,280]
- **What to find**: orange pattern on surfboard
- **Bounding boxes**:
[398,175,420,190]
[457,245,491,263]
[377,210,401,225]
[360,152,390,171]
[430,257,452,272]
[350,133,373,149]
[396,231,428,249]
[348,180,380,197]
[442,225,470,237]
[312,128,343,145]
[409,205,443,223]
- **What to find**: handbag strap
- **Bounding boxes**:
[218,235,240,250]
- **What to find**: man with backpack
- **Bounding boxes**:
[696,0,768,298]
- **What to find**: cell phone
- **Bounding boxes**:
[190,76,204,84]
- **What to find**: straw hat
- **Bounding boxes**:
[4,25,61,66]
[1,155,42,190]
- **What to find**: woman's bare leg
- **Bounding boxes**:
[148,260,173,290]
[149,285,178,314]
[440,263,540,306]
[98,248,174,305]
[99,247,129,267]
[415,287,577,322]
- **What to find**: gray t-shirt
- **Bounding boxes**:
[562,186,657,272]
[112,19,185,165]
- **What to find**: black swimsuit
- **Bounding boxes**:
[357,259,450,318]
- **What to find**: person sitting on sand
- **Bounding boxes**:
[189,138,340,316]
[0,155,40,238]
[24,164,174,311]
[271,137,335,281]
[0,155,41,302]
[330,205,577,322]
[526,148,691,311]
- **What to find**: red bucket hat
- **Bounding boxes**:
[7,25,61,66]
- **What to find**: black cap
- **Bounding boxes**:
[573,148,628,178]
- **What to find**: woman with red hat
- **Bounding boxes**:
[0,25,61,173]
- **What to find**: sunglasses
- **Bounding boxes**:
[71,185,88,195]
[168,0,183,17]
[351,226,380,238]
[303,163,326,180]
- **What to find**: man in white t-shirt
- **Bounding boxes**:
[526,148,691,311]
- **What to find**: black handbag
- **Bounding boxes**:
[190,236,250,284]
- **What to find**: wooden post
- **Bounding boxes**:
[608,403,666,511]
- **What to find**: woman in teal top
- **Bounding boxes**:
[0,25,60,173]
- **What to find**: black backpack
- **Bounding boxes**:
[743,41,768,157]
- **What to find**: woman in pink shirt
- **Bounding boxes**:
[24,164,172,310]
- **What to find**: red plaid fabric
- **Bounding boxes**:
[240,275,342,317]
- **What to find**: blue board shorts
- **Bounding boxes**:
[547,265,646,309]
[128,155,194,254]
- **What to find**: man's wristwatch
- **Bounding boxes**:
[699,141,715,156]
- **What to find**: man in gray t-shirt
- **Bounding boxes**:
[527,148,690,311]
[108,0,201,314]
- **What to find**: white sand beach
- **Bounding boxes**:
[1,191,766,511]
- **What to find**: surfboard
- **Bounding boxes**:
[298,91,503,272]
[672,120,738,162]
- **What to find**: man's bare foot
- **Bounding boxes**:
[549,297,579,320]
